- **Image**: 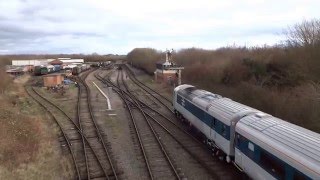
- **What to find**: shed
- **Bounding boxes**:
[43,74,64,87]
[12,59,51,66]
[49,59,63,65]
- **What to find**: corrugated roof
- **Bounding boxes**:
[240,115,320,163]
[206,98,256,124]
[177,85,257,124]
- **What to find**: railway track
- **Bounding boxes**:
[25,86,82,179]
[116,69,181,180]
[122,65,242,179]
[25,86,109,180]
[95,65,242,180]
[123,65,173,113]
[77,69,118,179]
[25,69,118,180]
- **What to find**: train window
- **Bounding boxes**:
[260,150,285,179]
[236,134,240,146]
[222,125,226,137]
[248,142,254,151]
[211,118,216,129]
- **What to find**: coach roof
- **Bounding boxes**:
[236,114,320,178]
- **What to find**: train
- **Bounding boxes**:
[34,66,48,76]
[71,64,91,75]
[34,63,91,76]
[173,84,320,179]
[34,65,62,76]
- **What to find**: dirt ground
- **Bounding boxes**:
[128,66,174,100]
[92,66,217,180]
[88,69,151,179]
[0,74,73,179]
[1,66,222,179]
[34,82,78,120]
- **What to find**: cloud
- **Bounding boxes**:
[0,0,319,54]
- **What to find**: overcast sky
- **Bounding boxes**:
[0,0,319,54]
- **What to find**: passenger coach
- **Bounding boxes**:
[235,114,320,179]
[173,84,320,179]
[173,84,259,162]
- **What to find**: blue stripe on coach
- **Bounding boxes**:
[235,133,311,180]
[177,94,230,140]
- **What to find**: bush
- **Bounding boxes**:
[126,32,320,132]
[126,19,320,132]
[0,68,12,94]
[127,48,162,74]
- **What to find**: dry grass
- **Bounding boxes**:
[0,68,13,94]
[0,73,74,179]
[0,108,40,168]
[35,84,78,118]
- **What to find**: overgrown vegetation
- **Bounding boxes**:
[0,68,12,93]
[127,19,320,132]
[0,72,73,179]
[0,52,124,178]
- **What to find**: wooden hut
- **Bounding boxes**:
[43,74,64,87]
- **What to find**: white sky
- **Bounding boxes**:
[0,0,319,54]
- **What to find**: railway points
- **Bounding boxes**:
[22,61,320,179]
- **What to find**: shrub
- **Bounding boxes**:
[0,68,12,94]
[126,19,320,132]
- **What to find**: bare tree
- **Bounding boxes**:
[285,19,320,47]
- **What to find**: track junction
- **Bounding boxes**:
[25,62,243,180]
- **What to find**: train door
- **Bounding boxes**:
[210,117,216,140]
[202,112,212,139]
[235,134,243,168]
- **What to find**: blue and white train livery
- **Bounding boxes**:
[173,84,320,179]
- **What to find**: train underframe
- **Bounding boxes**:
[173,109,231,163]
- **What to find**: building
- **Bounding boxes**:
[12,58,84,66]
[12,59,53,66]
[43,74,64,87]
[49,59,63,65]
[58,58,84,64]
[154,49,184,86]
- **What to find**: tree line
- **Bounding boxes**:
[127,19,320,132]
